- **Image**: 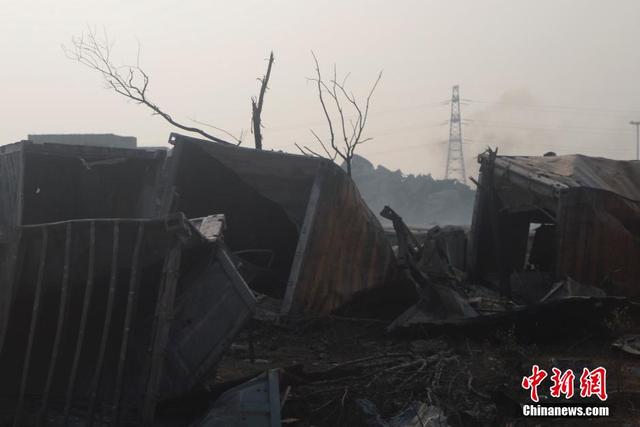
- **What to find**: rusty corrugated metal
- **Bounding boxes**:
[282,162,396,315]
[556,187,640,300]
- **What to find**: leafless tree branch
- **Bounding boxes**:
[302,51,382,176]
[191,118,245,145]
[295,142,327,158]
[310,129,338,160]
[64,26,239,145]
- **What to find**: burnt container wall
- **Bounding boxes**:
[0,219,181,426]
[467,158,556,287]
[284,163,396,315]
[0,150,22,226]
[161,137,318,296]
[20,146,165,225]
[556,188,640,300]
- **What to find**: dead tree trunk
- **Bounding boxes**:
[251,52,274,150]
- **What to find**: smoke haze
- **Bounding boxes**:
[2,0,640,182]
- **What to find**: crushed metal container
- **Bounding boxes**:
[467,151,640,300]
[0,214,255,426]
[159,133,396,315]
[0,140,166,227]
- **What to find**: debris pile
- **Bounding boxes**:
[0,138,638,425]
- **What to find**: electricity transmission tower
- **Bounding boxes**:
[444,85,466,183]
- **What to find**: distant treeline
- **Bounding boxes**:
[348,155,475,227]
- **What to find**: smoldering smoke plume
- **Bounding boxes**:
[463,88,634,180]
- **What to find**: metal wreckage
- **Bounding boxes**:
[0,136,638,426]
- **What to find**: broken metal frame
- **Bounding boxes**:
[161,215,257,397]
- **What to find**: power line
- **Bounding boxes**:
[465,119,634,136]
[462,98,640,116]
[267,100,449,133]
[366,140,446,155]
[278,120,448,149]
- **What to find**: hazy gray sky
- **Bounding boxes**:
[3,0,640,179]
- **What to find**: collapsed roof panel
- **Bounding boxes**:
[492,154,640,201]
[0,141,166,227]
[162,133,319,228]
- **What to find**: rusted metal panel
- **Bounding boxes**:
[193,369,281,427]
[161,242,256,400]
[0,150,22,226]
[0,214,255,426]
[556,188,640,300]
[0,217,184,425]
[282,162,396,315]
[0,226,22,357]
[0,140,166,227]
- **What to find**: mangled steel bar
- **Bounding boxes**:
[381,205,477,324]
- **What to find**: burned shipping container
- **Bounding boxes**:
[0,214,255,426]
[468,151,640,300]
[0,140,165,226]
[159,133,396,315]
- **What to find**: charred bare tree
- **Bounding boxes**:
[296,52,382,177]
[65,27,243,145]
[251,52,274,150]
